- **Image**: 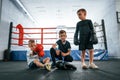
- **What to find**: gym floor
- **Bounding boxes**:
[0,60,120,80]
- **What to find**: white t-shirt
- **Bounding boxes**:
[26,48,39,65]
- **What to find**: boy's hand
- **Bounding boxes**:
[62,50,71,57]
[62,52,68,57]
[30,53,33,56]
[56,50,60,55]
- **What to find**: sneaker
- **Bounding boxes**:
[45,63,51,71]
[82,63,88,69]
[89,63,98,69]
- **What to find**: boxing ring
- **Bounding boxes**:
[8,19,108,61]
[116,11,120,23]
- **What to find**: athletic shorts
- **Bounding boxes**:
[28,60,44,69]
[79,34,93,50]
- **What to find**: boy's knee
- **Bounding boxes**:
[50,48,60,55]
[56,50,60,55]
[33,59,39,63]
[82,50,86,54]
[89,49,94,53]
[46,57,50,61]
[50,48,55,54]
[50,47,54,51]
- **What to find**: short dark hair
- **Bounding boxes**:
[28,39,35,43]
[59,30,66,35]
[77,8,87,14]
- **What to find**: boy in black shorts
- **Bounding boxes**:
[50,30,73,68]
[74,8,98,69]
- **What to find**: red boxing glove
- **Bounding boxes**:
[34,44,44,57]
[38,50,44,57]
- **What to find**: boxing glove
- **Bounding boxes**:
[34,44,44,57]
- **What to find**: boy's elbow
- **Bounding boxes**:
[67,50,71,55]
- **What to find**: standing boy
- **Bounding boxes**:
[74,8,98,69]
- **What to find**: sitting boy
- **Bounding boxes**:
[50,30,76,70]
[27,39,51,71]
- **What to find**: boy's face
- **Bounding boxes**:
[28,42,36,51]
[77,11,86,20]
[59,33,67,42]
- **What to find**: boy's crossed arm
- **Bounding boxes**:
[52,43,71,57]
[61,50,71,57]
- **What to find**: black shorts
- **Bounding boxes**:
[79,34,93,50]
[29,61,44,69]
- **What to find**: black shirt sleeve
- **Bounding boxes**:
[67,41,71,50]
[89,20,95,34]
[74,23,79,39]
[74,22,80,45]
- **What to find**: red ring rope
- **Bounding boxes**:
[11,24,59,46]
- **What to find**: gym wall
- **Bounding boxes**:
[0,0,2,21]
[101,0,120,58]
[116,0,120,11]
[116,0,120,58]
[0,0,35,60]
[116,0,120,53]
